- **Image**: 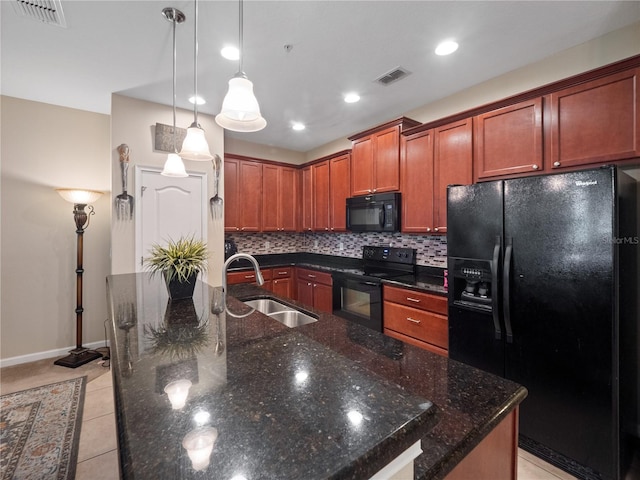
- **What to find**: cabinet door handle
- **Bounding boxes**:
[553,161,561,167]
[406,317,421,324]
[532,164,539,170]
[434,227,439,232]
[426,227,431,232]
[406,297,421,303]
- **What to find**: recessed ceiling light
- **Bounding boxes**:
[344,93,360,103]
[435,40,459,56]
[292,122,306,131]
[188,95,206,105]
[221,45,239,60]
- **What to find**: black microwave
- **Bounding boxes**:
[346,192,400,232]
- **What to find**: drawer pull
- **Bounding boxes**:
[307,274,316,278]
[406,317,421,324]
[244,274,255,279]
[277,271,288,275]
[406,297,421,303]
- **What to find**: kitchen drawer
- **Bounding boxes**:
[272,267,293,279]
[383,285,447,315]
[227,269,272,285]
[384,302,448,350]
[296,267,332,286]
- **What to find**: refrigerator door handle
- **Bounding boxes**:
[503,239,514,344]
[491,236,502,340]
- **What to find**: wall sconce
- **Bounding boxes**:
[54,188,103,368]
[182,427,218,471]
[164,379,192,410]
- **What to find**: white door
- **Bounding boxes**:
[135,167,208,272]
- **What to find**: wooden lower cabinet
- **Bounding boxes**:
[271,267,293,299]
[445,408,519,480]
[295,267,333,313]
[383,285,448,356]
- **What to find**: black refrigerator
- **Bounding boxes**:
[447,166,638,480]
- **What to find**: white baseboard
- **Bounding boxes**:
[0,340,110,368]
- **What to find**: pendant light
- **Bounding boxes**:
[215,0,266,132]
[180,0,213,161]
[161,8,188,177]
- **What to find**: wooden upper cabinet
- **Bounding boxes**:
[350,118,420,196]
[474,98,544,180]
[401,130,434,233]
[224,157,240,231]
[262,164,296,232]
[329,153,351,232]
[351,137,374,196]
[301,166,313,232]
[547,68,640,169]
[224,157,262,232]
[433,118,473,234]
[313,161,330,231]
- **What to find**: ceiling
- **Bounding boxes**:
[2,1,640,153]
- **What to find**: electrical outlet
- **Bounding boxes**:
[339,242,344,250]
[265,241,270,249]
[314,240,319,248]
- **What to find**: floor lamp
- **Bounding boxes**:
[55,188,103,368]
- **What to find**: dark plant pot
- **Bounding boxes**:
[164,272,198,300]
[164,298,199,325]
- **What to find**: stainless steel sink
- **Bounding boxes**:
[243,298,318,328]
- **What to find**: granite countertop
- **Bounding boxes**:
[226,253,448,296]
[107,273,525,480]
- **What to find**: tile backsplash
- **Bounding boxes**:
[226,232,447,268]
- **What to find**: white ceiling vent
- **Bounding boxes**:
[12,0,67,28]
[375,67,411,86]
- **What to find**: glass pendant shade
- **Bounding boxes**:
[164,379,192,410]
[215,75,266,132]
[180,123,213,161]
[161,153,188,177]
[56,188,103,205]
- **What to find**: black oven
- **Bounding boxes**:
[332,273,383,331]
[332,246,416,332]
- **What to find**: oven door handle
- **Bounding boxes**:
[359,281,380,287]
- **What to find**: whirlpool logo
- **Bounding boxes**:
[575,180,598,187]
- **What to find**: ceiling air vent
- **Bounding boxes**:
[375,67,411,86]
[12,0,67,28]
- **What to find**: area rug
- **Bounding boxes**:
[0,376,86,480]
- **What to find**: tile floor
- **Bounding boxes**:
[1,357,579,480]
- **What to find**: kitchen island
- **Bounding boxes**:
[107,273,526,479]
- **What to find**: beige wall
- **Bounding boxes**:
[224,137,306,164]
[1,96,111,360]
[110,94,225,287]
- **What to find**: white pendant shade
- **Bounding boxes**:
[215,76,267,132]
[164,379,192,410]
[56,188,103,205]
[161,153,189,177]
[179,124,213,161]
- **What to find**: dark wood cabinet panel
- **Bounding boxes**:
[272,278,292,299]
[475,98,544,180]
[401,130,434,233]
[296,268,333,313]
[224,158,240,231]
[261,164,279,231]
[313,283,334,314]
[238,160,262,231]
[548,68,640,169]
[374,126,401,193]
[296,279,314,307]
[433,119,473,234]
[351,137,374,196]
[301,166,313,232]
[329,153,351,232]
[313,161,330,231]
[263,165,297,232]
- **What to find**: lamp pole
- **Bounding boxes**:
[55,189,103,368]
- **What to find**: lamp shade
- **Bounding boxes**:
[56,188,103,205]
[164,379,192,410]
[182,427,218,471]
[161,153,189,177]
[179,124,213,161]
[215,76,267,132]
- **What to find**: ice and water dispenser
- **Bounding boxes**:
[449,258,494,313]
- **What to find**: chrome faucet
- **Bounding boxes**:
[222,253,264,294]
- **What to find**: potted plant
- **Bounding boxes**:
[144,236,208,300]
